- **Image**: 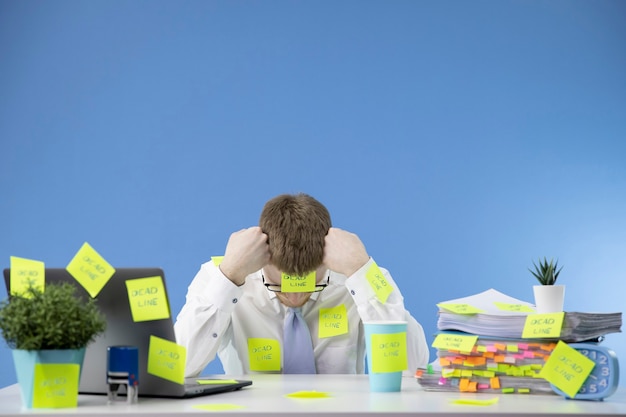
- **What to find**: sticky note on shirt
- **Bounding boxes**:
[248,338,281,371]
[10,256,45,297]
[125,276,170,322]
[366,262,393,304]
[319,304,348,338]
[66,242,115,298]
[147,336,186,384]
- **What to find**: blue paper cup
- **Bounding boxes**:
[363,321,408,392]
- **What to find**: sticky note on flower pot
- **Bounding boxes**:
[539,341,594,398]
[319,304,348,338]
[366,261,393,304]
[125,276,170,322]
[371,332,408,373]
[9,256,45,297]
[281,271,316,292]
[147,335,186,384]
[66,242,115,298]
[33,363,79,408]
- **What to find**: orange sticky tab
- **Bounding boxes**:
[459,378,470,392]
[490,377,501,389]
[494,355,506,363]
[439,358,451,366]
[468,381,478,392]
[494,343,506,351]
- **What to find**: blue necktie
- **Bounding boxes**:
[283,307,316,374]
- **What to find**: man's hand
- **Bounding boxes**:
[219,227,270,286]
[323,227,370,277]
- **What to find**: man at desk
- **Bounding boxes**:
[175,193,429,376]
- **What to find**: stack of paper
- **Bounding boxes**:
[416,289,622,395]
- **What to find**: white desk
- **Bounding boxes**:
[1,375,625,416]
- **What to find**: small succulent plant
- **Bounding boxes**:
[529,257,562,285]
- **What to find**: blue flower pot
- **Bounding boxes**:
[12,348,86,408]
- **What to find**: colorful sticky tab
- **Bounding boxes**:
[33,364,80,408]
[432,333,478,352]
[318,304,348,338]
[211,256,224,266]
[521,312,565,339]
[147,335,186,384]
[9,256,45,297]
[539,341,595,398]
[452,397,499,406]
[125,276,170,322]
[281,271,316,293]
[248,338,281,371]
[196,379,239,385]
[65,242,115,298]
[493,302,535,313]
[365,261,393,304]
[436,303,484,314]
[370,332,408,373]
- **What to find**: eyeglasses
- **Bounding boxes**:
[262,273,330,293]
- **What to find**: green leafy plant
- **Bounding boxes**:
[529,257,563,286]
[0,282,106,350]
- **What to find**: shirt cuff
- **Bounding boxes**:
[200,261,244,313]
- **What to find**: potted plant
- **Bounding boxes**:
[0,282,106,408]
[529,257,565,314]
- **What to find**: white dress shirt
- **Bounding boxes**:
[174,258,429,377]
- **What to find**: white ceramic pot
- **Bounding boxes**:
[533,285,565,314]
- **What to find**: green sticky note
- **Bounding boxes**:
[371,332,408,373]
[286,390,331,398]
[437,303,484,314]
[318,304,348,338]
[432,333,478,352]
[281,271,316,293]
[33,364,79,408]
[521,312,565,338]
[248,338,281,371]
[10,256,45,297]
[366,262,393,304]
[66,242,115,298]
[211,256,224,266]
[539,341,595,398]
[125,276,170,322]
[493,302,535,313]
[196,379,239,385]
[147,335,186,384]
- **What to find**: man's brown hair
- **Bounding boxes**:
[259,193,331,275]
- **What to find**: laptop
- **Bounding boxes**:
[3,267,252,398]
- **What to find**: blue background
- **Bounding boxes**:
[1,0,625,389]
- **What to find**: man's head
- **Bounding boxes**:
[259,193,331,276]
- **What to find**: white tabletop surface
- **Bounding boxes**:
[1,374,626,416]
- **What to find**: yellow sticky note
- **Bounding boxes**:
[539,341,595,398]
[366,262,393,304]
[248,338,281,371]
[196,379,239,385]
[281,271,316,293]
[125,276,170,322]
[371,332,408,373]
[493,302,535,313]
[9,256,45,297]
[193,404,246,411]
[147,335,186,384]
[319,304,348,338]
[437,303,484,314]
[211,256,224,266]
[286,390,331,398]
[521,312,565,339]
[432,333,478,352]
[452,397,499,406]
[65,242,115,298]
[33,364,79,408]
